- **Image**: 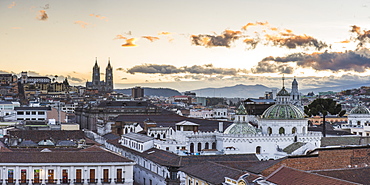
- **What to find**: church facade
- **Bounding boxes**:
[86,58,114,93]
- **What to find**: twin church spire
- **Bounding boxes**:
[87,57,114,93]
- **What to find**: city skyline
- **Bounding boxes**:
[2,0,370,91]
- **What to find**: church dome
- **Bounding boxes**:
[224,122,257,135]
[261,104,305,119]
[350,104,370,114]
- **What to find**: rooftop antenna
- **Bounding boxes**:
[282,74,285,88]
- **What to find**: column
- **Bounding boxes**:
[70,166,74,185]
[15,166,19,185]
[56,166,61,184]
[97,166,102,185]
[83,167,88,185]
[27,166,32,185]
[2,166,6,185]
[110,166,114,185]
[41,166,46,185]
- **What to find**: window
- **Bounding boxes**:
[76,169,82,183]
[116,169,123,183]
[17,111,24,115]
[279,127,285,135]
[292,127,297,134]
[26,111,30,115]
[256,146,261,154]
[205,142,209,149]
[34,169,40,183]
[38,111,45,115]
[197,143,201,152]
[48,169,54,183]
[62,169,68,183]
[90,169,95,183]
[103,169,109,183]
[268,127,272,135]
[21,170,27,183]
[8,169,14,183]
[32,111,37,115]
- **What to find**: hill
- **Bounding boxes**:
[191,84,273,98]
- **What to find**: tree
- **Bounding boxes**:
[304,98,346,137]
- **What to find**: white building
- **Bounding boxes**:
[0,101,19,121]
[341,102,370,136]
[0,146,134,185]
[15,107,51,121]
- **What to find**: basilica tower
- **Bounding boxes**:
[92,58,100,86]
[105,58,114,92]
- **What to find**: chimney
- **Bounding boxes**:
[219,122,223,132]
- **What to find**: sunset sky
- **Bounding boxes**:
[2,0,370,92]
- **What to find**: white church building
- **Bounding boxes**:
[140,78,321,160]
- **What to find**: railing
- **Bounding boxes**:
[87,179,98,183]
[341,124,364,128]
[31,179,42,184]
[101,178,111,183]
[18,179,29,184]
[114,178,125,183]
[74,179,84,184]
[60,179,71,184]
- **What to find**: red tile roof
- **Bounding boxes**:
[266,166,359,185]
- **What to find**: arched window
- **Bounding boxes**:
[125,127,128,134]
[292,127,297,134]
[357,121,361,126]
[163,134,166,138]
[279,127,285,135]
[197,143,202,152]
[205,142,209,149]
[156,134,160,139]
[151,134,154,137]
[190,143,194,153]
[130,127,133,132]
[267,127,272,135]
[212,142,216,149]
[256,146,261,154]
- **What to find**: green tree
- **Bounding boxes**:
[304,98,346,137]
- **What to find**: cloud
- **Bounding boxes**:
[89,14,108,21]
[36,10,48,21]
[243,38,260,49]
[126,64,239,75]
[116,67,125,71]
[241,21,269,30]
[41,4,49,9]
[74,21,89,28]
[251,60,294,74]
[142,36,160,42]
[158,31,171,35]
[114,35,127,40]
[121,38,137,47]
[264,32,329,50]
[350,25,370,47]
[67,75,84,83]
[8,2,16,9]
[121,77,128,80]
[191,29,243,48]
[254,49,370,73]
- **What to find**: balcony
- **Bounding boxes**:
[101,178,111,184]
[74,179,84,184]
[114,178,125,183]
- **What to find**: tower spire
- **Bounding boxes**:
[282,75,285,88]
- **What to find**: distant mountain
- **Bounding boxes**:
[191,84,273,98]
[301,83,370,95]
[115,87,182,97]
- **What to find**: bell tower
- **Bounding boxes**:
[92,57,100,86]
[105,58,113,92]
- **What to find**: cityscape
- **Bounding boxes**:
[2,1,370,185]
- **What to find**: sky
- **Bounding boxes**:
[2,0,370,92]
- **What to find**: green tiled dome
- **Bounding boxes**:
[261,104,305,119]
[350,104,370,114]
[224,122,257,135]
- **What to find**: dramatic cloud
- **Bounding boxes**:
[114,35,127,40]
[255,50,370,73]
[264,31,329,50]
[241,21,269,30]
[142,36,160,42]
[89,14,108,21]
[252,60,294,74]
[36,10,48,21]
[350,25,370,47]
[74,21,89,28]
[121,38,137,47]
[243,38,260,49]
[191,29,243,48]
[126,64,238,75]
[8,2,16,9]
